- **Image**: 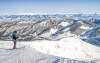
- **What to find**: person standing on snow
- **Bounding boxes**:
[12,31,17,49]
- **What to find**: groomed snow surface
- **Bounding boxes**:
[0,36,100,63]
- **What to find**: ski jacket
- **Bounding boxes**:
[12,32,17,40]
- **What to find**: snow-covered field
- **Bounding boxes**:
[0,35,100,63]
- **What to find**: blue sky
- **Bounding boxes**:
[0,0,100,15]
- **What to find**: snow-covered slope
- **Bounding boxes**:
[23,35,100,61]
[1,40,98,63]
[81,25,100,47]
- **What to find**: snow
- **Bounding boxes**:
[0,41,61,63]
[49,28,57,34]
[23,36,100,61]
[60,21,70,27]
[0,14,100,63]
[0,36,100,63]
[80,25,89,29]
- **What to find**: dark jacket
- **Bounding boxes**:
[12,32,17,40]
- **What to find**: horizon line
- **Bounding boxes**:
[0,13,100,15]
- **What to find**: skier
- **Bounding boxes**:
[12,31,17,49]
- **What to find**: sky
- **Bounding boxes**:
[0,0,100,15]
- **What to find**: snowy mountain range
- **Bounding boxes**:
[0,14,100,46]
[0,14,100,21]
[0,14,100,63]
